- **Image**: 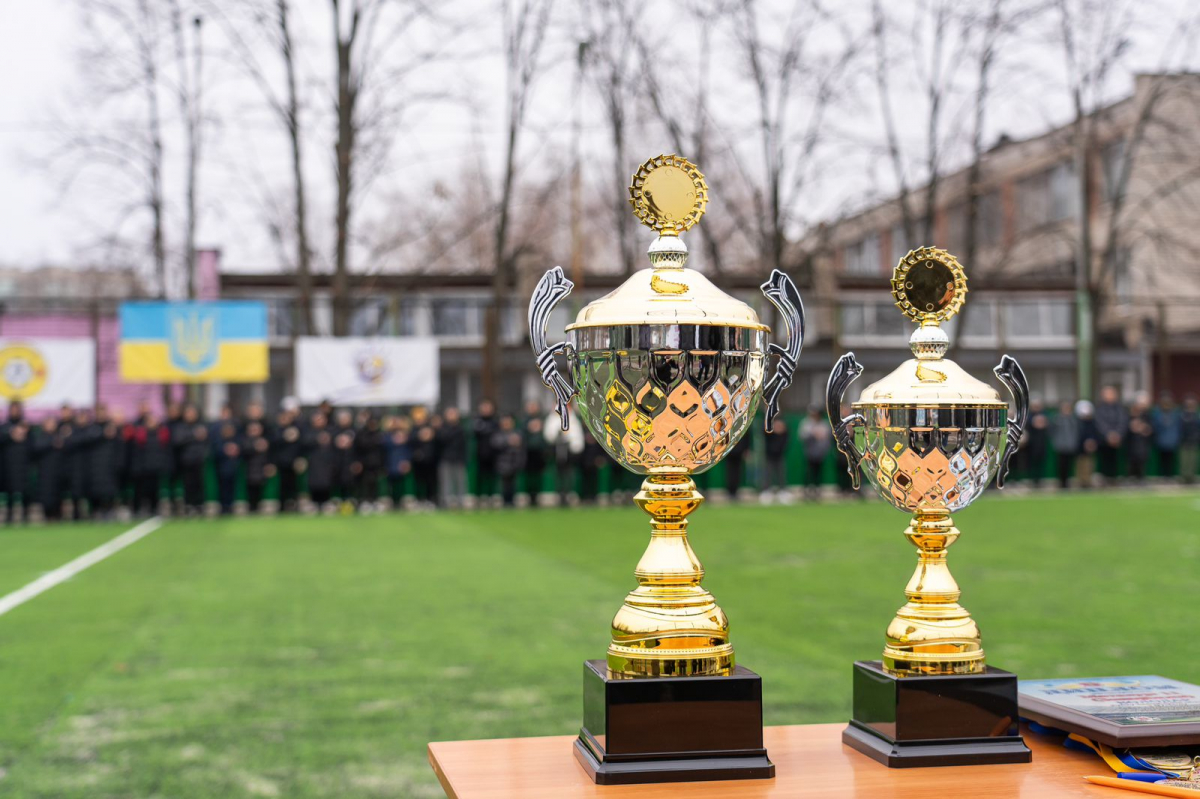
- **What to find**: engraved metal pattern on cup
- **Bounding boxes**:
[854,405,1008,513]
[568,325,766,475]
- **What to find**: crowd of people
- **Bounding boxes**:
[0,386,1196,523]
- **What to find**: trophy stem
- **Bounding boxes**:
[606,473,734,678]
[882,509,985,677]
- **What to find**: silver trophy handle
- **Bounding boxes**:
[827,353,866,490]
[760,269,805,431]
[993,353,1029,489]
[529,267,577,431]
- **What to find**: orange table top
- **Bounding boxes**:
[428,723,1122,798]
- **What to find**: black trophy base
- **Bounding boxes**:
[843,660,1032,768]
[575,659,774,785]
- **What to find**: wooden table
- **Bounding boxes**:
[428,723,1118,798]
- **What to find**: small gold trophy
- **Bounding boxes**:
[827,247,1032,767]
[529,155,804,784]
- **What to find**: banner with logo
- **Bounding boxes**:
[0,339,95,409]
[119,301,269,383]
[295,337,439,406]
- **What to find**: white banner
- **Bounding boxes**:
[0,339,95,410]
[295,337,439,406]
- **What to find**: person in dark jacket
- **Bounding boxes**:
[354,412,383,507]
[304,413,336,508]
[763,417,789,500]
[724,428,751,501]
[410,409,439,507]
[492,416,525,507]
[64,408,97,519]
[1050,400,1080,489]
[243,420,274,513]
[128,412,171,516]
[1151,392,1183,479]
[1,401,28,522]
[178,421,209,515]
[580,429,605,504]
[383,420,412,507]
[1023,400,1049,487]
[473,400,500,502]
[1076,400,1100,489]
[1182,395,1200,485]
[1094,385,1127,481]
[215,422,241,514]
[165,401,187,508]
[88,405,125,518]
[1127,398,1153,483]
[522,409,547,508]
[437,407,468,509]
[274,405,305,511]
[31,417,66,520]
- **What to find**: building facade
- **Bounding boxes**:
[802,72,1200,404]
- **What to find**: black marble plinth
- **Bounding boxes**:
[574,659,775,785]
[843,660,1032,768]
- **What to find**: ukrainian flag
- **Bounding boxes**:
[119,301,269,383]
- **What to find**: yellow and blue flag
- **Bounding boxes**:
[119,301,269,383]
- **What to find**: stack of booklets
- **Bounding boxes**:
[1020,676,1200,785]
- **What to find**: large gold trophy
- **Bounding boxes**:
[529,155,804,784]
[826,246,1031,767]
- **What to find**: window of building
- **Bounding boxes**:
[1102,139,1127,202]
[266,298,296,339]
[1107,247,1133,304]
[839,299,910,341]
[890,222,912,266]
[844,233,880,276]
[431,298,481,338]
[1016,162,1077,231]
[1048,161,1078,222]
[941,298,998,346]
[976,190,1002,247]
[1016,172,1048,232]
[1003,298,1073,344]
[349,298,389,336]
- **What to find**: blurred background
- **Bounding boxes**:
[1,2,1200,798]
[1,0,1198,417]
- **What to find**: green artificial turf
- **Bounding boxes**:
[0,490,1197,797]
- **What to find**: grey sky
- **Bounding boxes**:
[1,0,1195,276]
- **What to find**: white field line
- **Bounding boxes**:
[0,516,164,618]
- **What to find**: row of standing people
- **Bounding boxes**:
[2,389,1196,522]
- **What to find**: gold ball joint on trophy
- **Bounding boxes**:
[529,155,804,782]
[828,247,1032,767]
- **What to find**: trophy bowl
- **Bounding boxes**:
[529,155,805,679]
[827,247,1028,678]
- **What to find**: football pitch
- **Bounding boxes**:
[0,490,1197,797]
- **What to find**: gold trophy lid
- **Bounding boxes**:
[566,155,766,332]
[854,247,1003,407]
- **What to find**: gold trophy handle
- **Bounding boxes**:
[528,267,577,430]
[993,354,1029,488]
[760,269,805,431]
[827,353,866,490]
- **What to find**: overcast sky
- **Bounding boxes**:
[2,0,1196,277]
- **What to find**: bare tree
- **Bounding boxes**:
[1053,0,1199,397]
[581,0,644,277]
[49,0,175,298]
[482,0,556,402]
[729,0,860,277]
[871,0,977,250]
[635,1,730,276]
[169,4,205,299]
[211,0,317,333]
